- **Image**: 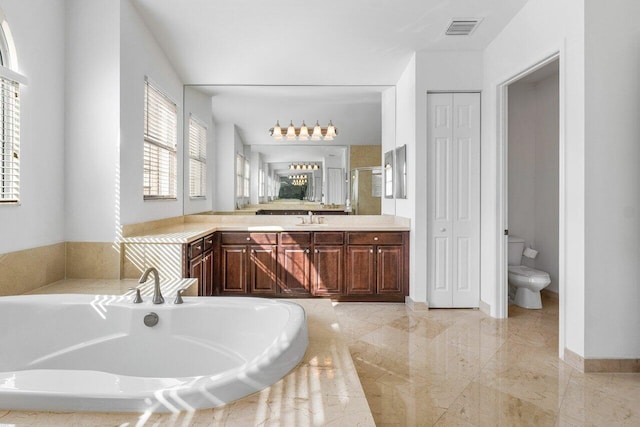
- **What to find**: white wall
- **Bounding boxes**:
[65,0,120,242]
[508,73,559,293]
[381,87,396,215]
[483,0,585,357]
[412,50,484,303]
[214,123,246,210]
[183,86,214,215]
[584,0,640,358]
[393,55,418,298]
[214,123,236,211]
[120,0,184,226]
[0,0,66,253]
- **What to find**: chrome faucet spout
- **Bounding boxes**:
[139,267,164,304]
[308,211,314,225]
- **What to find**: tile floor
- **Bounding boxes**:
[334,293,640,426]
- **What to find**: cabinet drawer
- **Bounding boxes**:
[203,233,216,252]
[314,232,344,245]
[221,232,278,245]
[280,232,311,245]
[347,232,404,245]
[189,238,204,258]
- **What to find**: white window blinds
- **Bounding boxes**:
[0,77,19,203]
[144,79,177,199]
[188,116,207,198]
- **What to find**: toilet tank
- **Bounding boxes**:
[508,236,525,266]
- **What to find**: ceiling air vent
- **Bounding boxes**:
[445,19,481,36]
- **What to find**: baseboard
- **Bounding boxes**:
[563,348,640,373]
[405,296,429,311]
[563,348,584,372]
[584,358,640,373]
[479,299,491,315]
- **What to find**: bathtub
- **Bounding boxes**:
[0,294,308,413]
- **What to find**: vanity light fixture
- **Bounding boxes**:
[288,174,308,180]
[269,120,337,141]
[289,163,319,171]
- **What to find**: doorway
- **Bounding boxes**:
[498,54,562,351]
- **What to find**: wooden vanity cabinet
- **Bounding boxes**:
[278,232,312,295]
[183,230,408,301]
[312,232,344,296]
[219,232,278,296]
[345,232,407,300]
[184,233,216,296]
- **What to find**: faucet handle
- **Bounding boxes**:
[128,287,143,304]
[174,288,188,304]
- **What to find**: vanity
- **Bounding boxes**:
[123,215,410,302]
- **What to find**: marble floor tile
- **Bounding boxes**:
[335,295,640,427]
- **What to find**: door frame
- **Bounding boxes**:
[495,51,566,357]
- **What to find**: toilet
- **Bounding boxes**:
[508,236,551,309]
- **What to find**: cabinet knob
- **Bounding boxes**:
[378,248,382,254]
[242,249,246,253]
[196,245,202,250]
[374,237,379,241]
[305,249,310,254]
[314,249,319,254]
[251,249,256,253]
[246,237,251,241]
[369,249,374,253]
[206,239,213,244]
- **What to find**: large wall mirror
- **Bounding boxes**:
[183,85,396,215]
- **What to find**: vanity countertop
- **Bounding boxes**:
[25,277,198,298]
[122,215,411,244]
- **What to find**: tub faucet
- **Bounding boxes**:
[139,267,164,304]
[308,211,314,224]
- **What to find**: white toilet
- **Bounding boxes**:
[508,236,551,309]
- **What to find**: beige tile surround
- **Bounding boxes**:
[0,242,65,296]
[65,242,120,279]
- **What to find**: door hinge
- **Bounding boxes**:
[504,229,509,236]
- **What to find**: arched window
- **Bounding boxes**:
[0,10,23,204]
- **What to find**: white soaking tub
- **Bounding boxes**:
[0,294,308,413]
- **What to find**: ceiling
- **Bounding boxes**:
[132,0,530,85]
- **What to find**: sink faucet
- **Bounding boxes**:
[139,267,164,304]
[308,211,314,224]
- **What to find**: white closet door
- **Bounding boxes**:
[428,93,480,308]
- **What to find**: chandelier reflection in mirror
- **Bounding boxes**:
[289,163,319,170]
[270,120,337,141]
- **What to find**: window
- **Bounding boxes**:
[243,158,250,197]
[188,116,207,198]
[258,168,265,198]
[143,78,177,199]
[0,75,19,203]
[0,22,20,204]
[236,154,243,198]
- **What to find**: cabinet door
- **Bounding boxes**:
[202,250,214,296]
[278,245,311,295]
[189,255,204,295]
[221,245,247,294]
[312,245,343,296]
[345,245,375,295]
[250,245,277,294]
[377,245,403,294]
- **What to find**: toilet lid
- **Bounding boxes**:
[508,265,549,279]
